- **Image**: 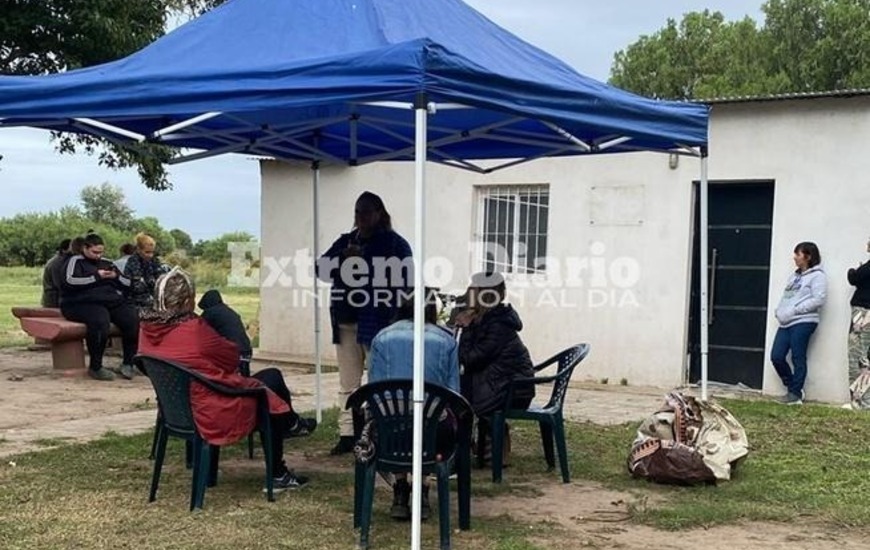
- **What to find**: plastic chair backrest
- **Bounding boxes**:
[347,380,472,471]
[135,355,197,437]
[542,343,591,410]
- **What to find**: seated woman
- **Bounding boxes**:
[124,232,166,309]
[455,272,535,415]
[454,272,535,458]
[368,289,459,521]
[60,233,139,381]
[138,267,315,492]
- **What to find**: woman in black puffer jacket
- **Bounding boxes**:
[455,272,535,416]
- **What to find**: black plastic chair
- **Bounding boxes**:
[346,380,473,550]
[484,343,590,483]
[134,354,276,510]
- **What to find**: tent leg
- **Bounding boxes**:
[312,161,323,423]
[699,150,709,402]
[410,93,429,550]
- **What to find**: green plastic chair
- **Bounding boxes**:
[346,380,474,550]
[147,355,255,462]
[486,343,590,483]
[134,354,276,510]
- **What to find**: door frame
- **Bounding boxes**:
[686,179,776,387]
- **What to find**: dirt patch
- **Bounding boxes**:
[476,481,868,549]
[0,347,156,431]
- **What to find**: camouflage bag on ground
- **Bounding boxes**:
[627,392,748,485]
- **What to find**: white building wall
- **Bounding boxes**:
[708,97,870,403]
[258,95,870,403]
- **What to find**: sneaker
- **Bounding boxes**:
[285,417,318,438]
[329,436,355,456]
[264,470,309,493]
[841,403,855,410]
[118,364,135,380]
[780,392,803,405]
[88,368,115,381]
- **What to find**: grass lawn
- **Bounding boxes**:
[0,266,260,348]
[2,401,870,548]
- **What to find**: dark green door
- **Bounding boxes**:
[689,181,774,388]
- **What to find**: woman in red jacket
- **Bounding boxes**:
[138,267,315,491]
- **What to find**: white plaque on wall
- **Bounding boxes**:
[589,185,645,226]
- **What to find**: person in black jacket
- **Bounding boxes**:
[61,233,139,381]
[847,238,870,409]
[124,232,167,309]
[197,289,253,359]
[41,238,71,308]
[455,272,535,416]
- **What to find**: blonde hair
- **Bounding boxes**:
[135,232,156,251]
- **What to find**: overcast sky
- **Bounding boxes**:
[0,0,763,241]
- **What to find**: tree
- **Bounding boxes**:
[609,0,870,100]
[0,0,227,190]
[193,232,257,264]
[0,211,128,266]
[170,228,194,251]
[763,0,870,90]
[80,183,135,231]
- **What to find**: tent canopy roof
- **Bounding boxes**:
[0,0,708,169]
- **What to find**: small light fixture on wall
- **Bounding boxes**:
[668,153,679,170]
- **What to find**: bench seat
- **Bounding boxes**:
[17,316,121,370]
[11,307,63,319]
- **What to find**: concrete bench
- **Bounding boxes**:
[14,309,121,370]
[11,306,62,350]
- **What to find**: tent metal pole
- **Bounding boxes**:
[410,93,428,550]
[312,160,323,423]
[699,149,709,401]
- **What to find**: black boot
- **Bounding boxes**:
[329,436,355,456]
[420,484,431,521]
[390,479,411,521]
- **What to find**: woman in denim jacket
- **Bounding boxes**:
[368,289,459,522]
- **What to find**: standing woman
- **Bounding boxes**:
[317,191,412,455]
[61,233,139,381]
[771,242,828,405]
[124,232,164,309]
[846,237,870,409]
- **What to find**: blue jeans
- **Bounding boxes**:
[770,322,818,396]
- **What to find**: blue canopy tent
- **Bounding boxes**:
[0,0,710,544]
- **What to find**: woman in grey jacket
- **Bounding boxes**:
[771,242,827,405]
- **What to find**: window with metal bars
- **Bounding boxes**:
[475,185,549,275]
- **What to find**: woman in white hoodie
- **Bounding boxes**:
[771,242,827,405]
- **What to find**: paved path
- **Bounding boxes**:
[0,348,685,458]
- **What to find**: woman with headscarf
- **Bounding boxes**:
[317,191,413,455]
[138,268,315,491]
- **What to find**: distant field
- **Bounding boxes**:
[0,266,260,348]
